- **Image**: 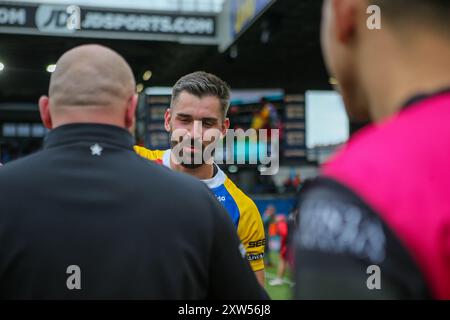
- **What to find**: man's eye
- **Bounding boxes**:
[179,118,190,123]
[203,122,214,127]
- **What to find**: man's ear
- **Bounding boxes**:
[222,117,230,138]
[332,0,357,44]
[164,108,172,132]
[125,94,138,130]
[39,95,53,129]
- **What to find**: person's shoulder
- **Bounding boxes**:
[133,146,165,162]
[323,105,449,199]
[322,118,402,187]
[0,151,50,197]
[0,150,46,177]
[324,123,378,166]
[223,176,260,216]
[326,102,448,173]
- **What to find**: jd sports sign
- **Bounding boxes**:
[0,2,216,42]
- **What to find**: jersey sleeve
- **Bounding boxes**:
[207,192,269,299]
[239,200,266,272]
[133,146,165,163]
[225,179,265,272]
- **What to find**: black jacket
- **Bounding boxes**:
[0,123,266,300]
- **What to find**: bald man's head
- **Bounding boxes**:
[40,44,138,130]
[49,44,135,109]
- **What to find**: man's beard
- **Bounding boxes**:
[170,137,215,169]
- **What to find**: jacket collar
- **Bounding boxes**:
[401,87,450,111]
[44,123,134,150]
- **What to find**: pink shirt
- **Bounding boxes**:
[323,91,450,299]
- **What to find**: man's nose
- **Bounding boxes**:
[189,120,203,139]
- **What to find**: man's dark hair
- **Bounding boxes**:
[371,0,450,34]
[171,71,231,117]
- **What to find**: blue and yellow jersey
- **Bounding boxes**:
[134,146,265,272]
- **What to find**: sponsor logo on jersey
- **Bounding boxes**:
[216,195,226,202]
[247,253,264,261]
[248,239,266,248]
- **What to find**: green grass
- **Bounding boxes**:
[264,251,293,300]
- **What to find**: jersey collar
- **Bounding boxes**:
[163,149,226,188]
[401,87,450,111]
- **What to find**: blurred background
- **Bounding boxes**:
[0,0,365,298]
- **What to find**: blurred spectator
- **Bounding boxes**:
[251,98,281,137]
[262,205,276,267]
[269,214,295,286]
[283,168,301,193]
[260,97,280,130]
